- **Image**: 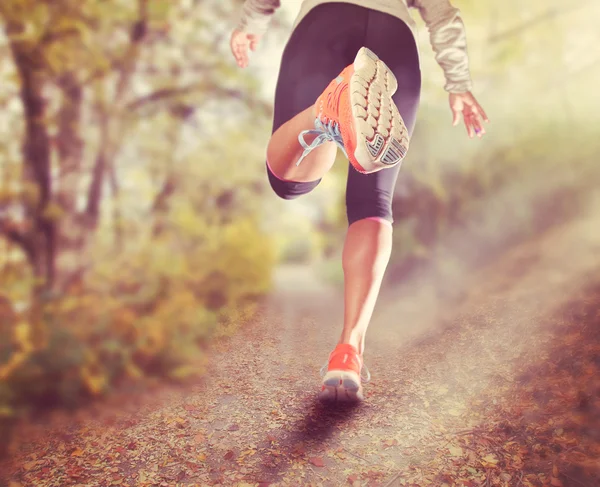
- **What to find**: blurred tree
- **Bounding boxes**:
[0,0,273,296]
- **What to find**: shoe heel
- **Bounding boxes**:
[354,47,397,93]
[360,47,379,62]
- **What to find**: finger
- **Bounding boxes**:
[249,38,258,51]
[468,99,488,124]
[472,116,485,138]
[476,102,489,123]
[231,41,241,59]
[230,39,239,63]
[235,44,249,67]
[452,109,460,126]
[464,113,475,138]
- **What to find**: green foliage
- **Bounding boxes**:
[0,211,276,417]
[0,0,280,425]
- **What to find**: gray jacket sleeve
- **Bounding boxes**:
[411,0,473,93]
[237,0,281,35]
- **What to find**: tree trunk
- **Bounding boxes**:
[10,41,55,291]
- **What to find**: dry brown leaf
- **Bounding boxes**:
[309,456,325,467]
[550,478,563,487]
[224,450,235,460]
[71,449,84,457]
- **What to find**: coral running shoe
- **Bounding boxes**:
[318,343,371,403]
[296,47,409,174]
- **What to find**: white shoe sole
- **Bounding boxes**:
[318,369,364,403]
[349,47,409,174]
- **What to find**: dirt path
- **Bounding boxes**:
[2,195,600,487]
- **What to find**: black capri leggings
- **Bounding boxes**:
[266,3,421,225]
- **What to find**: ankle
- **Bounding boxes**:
[338,336,363,355]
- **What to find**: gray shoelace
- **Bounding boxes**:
[296,117,348,167]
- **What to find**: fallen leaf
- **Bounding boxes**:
[309,456,325,467]
[23,461,37,470]
[197,453,206,461]
[71,449,84,457]
[481,454,498,466]
[553,465,559,477]
[228,424,240,431]
[293,443,306,454]
[448,446,463,457]
[550,478,563,487]
[224,450,235,460]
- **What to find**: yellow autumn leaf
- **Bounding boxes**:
[481,454,498,465]
[71,448,84,457]
[448,446,463,457]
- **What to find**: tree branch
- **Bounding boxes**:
[125,82,273,117]
[0,216,35,262]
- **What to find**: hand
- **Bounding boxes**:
[449,91,489,138]
[230,28,262,68]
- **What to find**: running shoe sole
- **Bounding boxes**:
[348,47,409,174]
[318,370,364,403]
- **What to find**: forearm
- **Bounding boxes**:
[414,0,473,93]
[237,0,281,35]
